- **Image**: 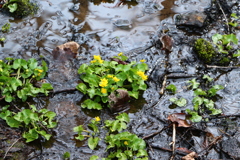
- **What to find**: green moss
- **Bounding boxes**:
[4,0,38,18]
[194,38,216,64]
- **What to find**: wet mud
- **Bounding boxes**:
[0,0,240,159]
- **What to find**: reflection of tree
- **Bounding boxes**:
[89,0,138,8]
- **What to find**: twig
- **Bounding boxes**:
[216,0,230,33]
[3,138,21,159]
[197,135,222,156]
[206,65,240,69]
[159,74,167,95]
[170,123,176,160]
[143,126,169,140]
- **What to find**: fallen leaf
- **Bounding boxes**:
[159,34,173,52]
[168,113,192,127]
[110,58,128,65]
[57,41,80,54]
[52,41,80,61]
[181,152,198,160]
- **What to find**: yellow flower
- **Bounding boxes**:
[91,60,97,63]
[107,75,114,78]
[99,78,108,87]
[113,77,120,82]
[140,59,145,62]
[137,71,148,81]
[101,88,107,94]
[118,52,123,56]
[93,55,104,64]
[124,141,128,145]
[95,116,101,122]
[111,87,115,90]
[38,69,43,73]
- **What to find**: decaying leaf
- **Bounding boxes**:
[159,34,173,52]
[52,41,80,61]
[168,113,192,127]
[58,41,80,54]
[181,152,198,160]
[108,89,130,113]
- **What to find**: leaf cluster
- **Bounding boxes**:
[73,113,148,160]
[0,105,57,142]
[186,76,223,122]
[0,58,53,102]
[76,54,148,110]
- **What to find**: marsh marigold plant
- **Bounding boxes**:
[76,54,148,110]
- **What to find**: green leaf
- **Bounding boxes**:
[186,109,202,122]
[233,50,240,57]
[73,125,84,133]
[169,97,187,107]
[194,88,207,96]
[187,79,200,90]
[8,3,18,13]
[76,83,87,94]
[28,58,38,69]
[88,137,100,150]
[212,33,222,44]
[207,85,224,97]
[136,149,148,157]
[128,91,139,99]
[116,113,130,123]
[6,117,21,128]
[192,96,203,111]
[89,155,98,160]
[166,84,177,94]
[222,33,238,45]
[37,130,51,140]
[210,108,222,115]
[82,99,102,110]
[23,128,39,143]
[63,152,71,159]
[203,75,213,82]
[41,83,53,90]
[203,99,214,109]
[78,64,88,74]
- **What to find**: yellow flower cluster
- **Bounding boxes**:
[101,88,107,94]
[91,55,104,64]
[95,116,101,122]
[137,71,148,81]
[99,78,108,87]
[140,59,145,62]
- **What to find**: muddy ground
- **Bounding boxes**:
[0,0,240,160]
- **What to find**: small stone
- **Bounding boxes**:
[175,11,207,28]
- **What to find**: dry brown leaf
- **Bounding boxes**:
[181,152,198,160]
[57,41,80,54]
[159,34,173,52]
[168,113,192,127]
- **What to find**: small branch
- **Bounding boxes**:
[159,74,167,95]
[197,135,222,157]
[3,138,21,159]
[216,0,230,33]
[143,126,168,140]
[170,123,176,160]
[206,65,240,69]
